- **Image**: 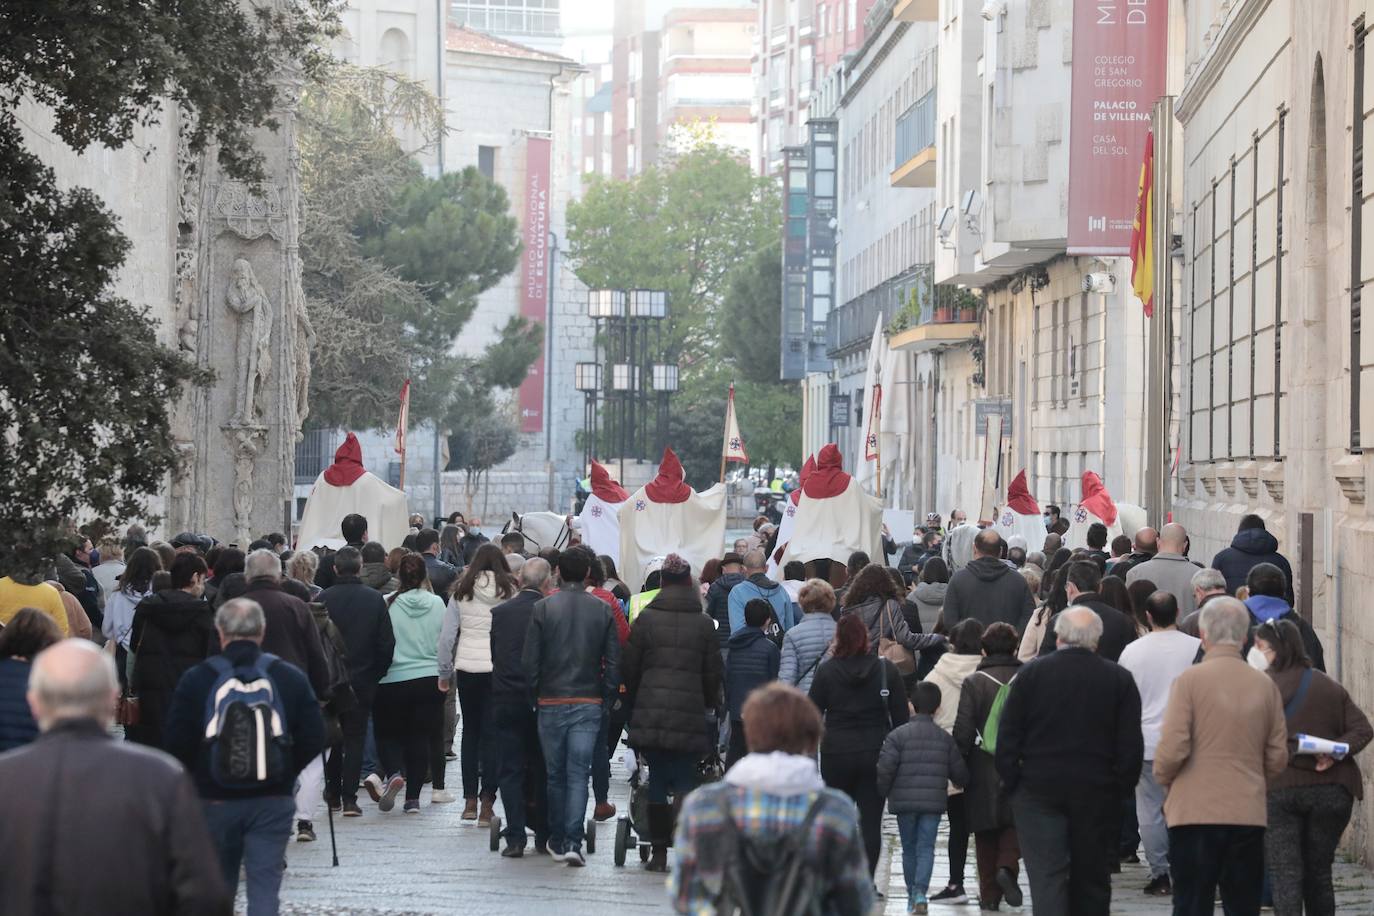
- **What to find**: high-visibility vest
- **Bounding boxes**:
[628,588,660,623]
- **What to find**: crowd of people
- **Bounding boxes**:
[0,505,1370,916]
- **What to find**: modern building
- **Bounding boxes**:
[1171,0,1374,864]
[611,0,758,178]
[451,0,564,54]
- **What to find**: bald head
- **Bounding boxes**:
[520,557,552,592]
[1159,523,1188,553]
[1134,527,1159,554]
[973,529,1004,558]
[28,639,119,730]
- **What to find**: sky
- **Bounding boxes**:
[562,0,614,36]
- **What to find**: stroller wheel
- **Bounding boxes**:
[586,817,596,854]
[488,815,502,852]
[614,816,630,866]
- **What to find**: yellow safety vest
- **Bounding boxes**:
[628,588,660,623]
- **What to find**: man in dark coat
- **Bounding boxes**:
[241,548,330,698]
[622,553,723,872]
[416,528,459,599]
[0,639,230,916]
[489,558,555,856]
[313,512,368,591]
[319,545,395,815]
[1037,561,1139,662]
[942,529,1036,631]
[1211,514,1295,603]
[724,598,780,767]
[996,607,1143,916]
[704,551,747,653]
[127,553,217,748]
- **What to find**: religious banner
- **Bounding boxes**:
[1066,0,1168,255]
[518,136,552,432]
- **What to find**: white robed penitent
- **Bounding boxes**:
[992,469,1047,555]
[296,433,410,550]
[575,461,630,565]
[780,444,883,567]
[1065,470,1124,550]
[618,448,727,592]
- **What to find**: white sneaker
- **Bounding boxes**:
[564,847,586,867]
[431,789,456,804]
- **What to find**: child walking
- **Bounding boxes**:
[877,681,969,914]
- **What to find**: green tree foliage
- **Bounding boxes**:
[0,0,331,573]
[448,409,521,516]
[298,64,536,431]
[721,241,783,384]
[358,169,521,343]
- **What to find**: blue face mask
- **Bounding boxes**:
[1043,515,1052,529]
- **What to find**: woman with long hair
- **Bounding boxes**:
[102,546,162,688]
[1039,547,1073,600]
[287,550,321,600]
[1254,619,1373,915]
[1099,575,1145,635]
[912,557,950,634]
[598,554,631,603]
[1019,563,1071,662]
[808,613,910,877]
[437,543,515,822]
[1126,579,1158,635]
[373,553,448,813]
[841,565,942,663]
[438,524,465,567]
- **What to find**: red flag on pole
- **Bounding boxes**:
[1130,130,1156,318]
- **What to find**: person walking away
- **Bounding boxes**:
[240,549,330,699]
[1,639,230,914]
[358,541,399,594]
[705,551,748,655]
[994,607,1143,916]
[1116,590,1202,897]
[580,548,627,822]
[313,513,369,591]
[164,599,325,916]
[1176,568,1228,637]
[0,608,62,751]
[373,555,446,813]
[91,538,126,608]
[923,618,985,904]
[417,528,460,600]
[778,578,838,694]
[438,543,515,824]
[671,683,877,915]
[489,558,556,856]
[1125,523,1201,619]
[727,549,800,635]
[127,553,217,748]
[942,530,1036,631]
[952,622,1025,911]
[841,564,944,663]
[101,545,161,682]
[319,546,395,817]
[1212,514,1296,603]
[522,549,620,867]
[1253,619,1372,916]
[808,613,910,877]
[621,554,721,872]
[1153,598,1288,916]
[1036,561,1139,661]
[879,681,970,914]
[725,598,781,768]
[1244,562,1326,671]
[911,557,949,635]
[292,593,356,842]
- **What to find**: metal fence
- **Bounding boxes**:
[894,89,937,170]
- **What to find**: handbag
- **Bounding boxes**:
[877,599,917,676]
[115,693,140,728]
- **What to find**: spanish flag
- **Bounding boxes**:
[1130,130,1155,318]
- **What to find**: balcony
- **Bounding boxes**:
[888,284,982,355]
[828,265,935,359]
[892,0,938,21]
[891,90,936,188]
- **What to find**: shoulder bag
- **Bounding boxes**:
[878,599,917,675]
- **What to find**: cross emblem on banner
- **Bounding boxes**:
[1001,511,1014,526]
[1074,507,1089,524]
[729,437,742,451]
[866,434,877,450]
[635,500,647,512]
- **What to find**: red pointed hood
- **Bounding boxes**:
[1006,470,1040,515]
[1080,471,1118,526]
[790,454,817,506]
[322,433,367,486]
[590,461,629,503]
[802,443,851,499]
[644,447,692,504]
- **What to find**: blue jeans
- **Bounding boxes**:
[202,795,295,916]
[897,812,943,901]
[538,702,601,854]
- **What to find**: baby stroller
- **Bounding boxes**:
[614,712,724,866]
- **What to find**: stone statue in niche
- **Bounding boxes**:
[230,426,264,546]
[290,270,315,430]
[225,258,273,426]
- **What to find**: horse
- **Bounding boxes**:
[502,510,573,554]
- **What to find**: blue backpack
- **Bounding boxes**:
[202,653,291,789]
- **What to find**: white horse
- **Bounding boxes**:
[503,510,573,553]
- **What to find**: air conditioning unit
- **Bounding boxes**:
[1082,272,1116,294]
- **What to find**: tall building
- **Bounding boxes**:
[451,0,564,54]
[611,0,758,178]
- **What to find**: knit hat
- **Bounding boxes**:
[660,553,692,585]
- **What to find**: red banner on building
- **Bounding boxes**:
[1066,0,1168,255]
[518,136,552,433]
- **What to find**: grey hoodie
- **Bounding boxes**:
[911,581,947,632]
[942,555,1036,631]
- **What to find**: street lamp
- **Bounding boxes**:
[587,289,625,318]
[629,289,668,319]
[628,290,669,457]
[574,362,602,472]
[652,363,679,455]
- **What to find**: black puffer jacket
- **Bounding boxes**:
[1212,529,1296,603]
[953,654,1021,833]
[623,585,722,755]
[704,571,746,649]
[877,713,968,814]
[128,589,217,746]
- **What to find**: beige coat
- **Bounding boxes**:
[1154,646,1288,827]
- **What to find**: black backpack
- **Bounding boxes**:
[714,794,826,916]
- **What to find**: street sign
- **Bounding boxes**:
[975,398,1013,437]
[829,394,851,427]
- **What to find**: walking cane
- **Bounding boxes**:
[321,751,339,867]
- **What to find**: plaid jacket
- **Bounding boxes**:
[668,782,878,915]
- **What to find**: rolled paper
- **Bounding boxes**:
[1295,733,1350,759]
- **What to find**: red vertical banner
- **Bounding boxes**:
[1066,0,1168,255]
[519,136,552,433]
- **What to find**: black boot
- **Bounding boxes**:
[644,802,673,873]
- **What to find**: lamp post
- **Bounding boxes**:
[629,289,668,458]
[610,363,639,481]
[652,363,679,455]
[574,362,602,472]
[586,288,670,473]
